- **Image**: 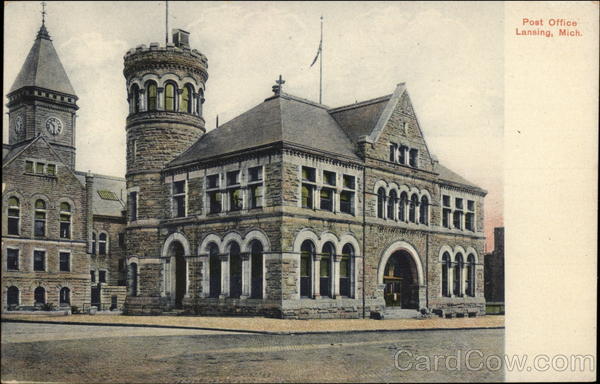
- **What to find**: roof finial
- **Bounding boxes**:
[272,74,285,95]
[41,1,47,25]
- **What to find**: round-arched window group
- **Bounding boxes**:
[299,240,355,299]
[441,250,477,298]
[4,285,72,309]
[129,80,204,116]
[376,184,430,225]
[5,196,72,239]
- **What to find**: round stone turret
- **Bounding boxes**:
[124,30,208,223]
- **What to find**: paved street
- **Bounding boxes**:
[2,322,504,383]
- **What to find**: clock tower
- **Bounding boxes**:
[6,22,79,169]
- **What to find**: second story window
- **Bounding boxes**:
[129,192,138,222]
[442,195,451,228]
[399,145,407,165]
[227,171,242,211]
[301,166,316,209]
[208,191,222,214]
[248,166,264,209]
[172,180,186,217]
[7,197,20,235]
[207,174,219,189]
[7,248,19,270]
[33,250,45,271]
[26,161,34,173]
[59,252,70,272]
[90,270,96,283]
[453,198,464,230]
[320,188,334,211]
[99,270,107,283]
[323,170,336,186]
[34,200,47,237]
[92,232,97,255]
[99,233,108,255]
[466,200,475,231]
[47,164,56,176]
[340,175,356,215]
[59,202,71,239]
[302,166,316,182]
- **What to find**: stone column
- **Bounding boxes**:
[139,89,146,111]
[184,256,190,298]
[160,258,168,297]
[220,253,229,299]
[241,252,250,299]
[312,254,321,299]
[177,88,183,112]
[198,254,209,298]
[157,87,164,110]
[333,254,341,298]
[315,186,322,210]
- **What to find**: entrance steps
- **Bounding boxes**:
[382,308,420,319]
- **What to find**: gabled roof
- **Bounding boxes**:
[329,94,391,143]
[169,93,360,167]
[434,162,486,193]
[9,24,76,96]
[75,172,127,217]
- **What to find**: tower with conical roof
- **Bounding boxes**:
[6,21,79,169]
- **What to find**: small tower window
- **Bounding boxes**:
[131,84,140,113]
[146,82,157,111]
[197,89,204,116]
[181,85,192,113]
[165,83,176,111]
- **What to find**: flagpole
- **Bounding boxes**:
[165,0,169,44]
[319,15,323,104]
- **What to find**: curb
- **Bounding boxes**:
[1,318,504,336]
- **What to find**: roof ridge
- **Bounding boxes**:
[74,170,125,181]
[329,94,393,113]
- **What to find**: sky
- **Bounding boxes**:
[3,1,503,250]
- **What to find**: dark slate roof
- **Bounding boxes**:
[9,24,76,96]
[169,93,360,166]
[75,172,126,217]
[329,95,391,143]
[434,162,484,192]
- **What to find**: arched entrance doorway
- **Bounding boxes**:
[168,241,186,308]
[382,250,419,309]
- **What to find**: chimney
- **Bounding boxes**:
[172,29,190,49]
[85,172,94,254]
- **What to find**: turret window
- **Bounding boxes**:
[181,85,193,113]
[165,83,176,111]
[131,84,140,113]
[146,81,157,111]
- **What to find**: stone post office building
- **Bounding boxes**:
[3,23,487,319]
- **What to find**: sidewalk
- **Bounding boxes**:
[1,314,504,335]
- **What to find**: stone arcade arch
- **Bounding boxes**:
[377,241,425,310]
[162,233,191,308]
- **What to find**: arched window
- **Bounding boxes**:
[92,232,97,255]
[340,244,354,297]
[197,88,204,116]
[398,192,408,222]
[377,187,386,218]
[34,287,46,305]
[98,233,108,255]
[60,287,70,305]
[419,196,429,225]
[441,252,451,297]
[7,286,19,307]
[250,240,263,299]
[229,242,242,298]
[453,253,464,297]
[409,194,419,223]
[131,84,140,113]
[320,242,334,298]
[34,199,47,237]
[129,263,138,296]
[387,190,397,220]
[466,254,476,297]
[7,197,20,235]
[146,81,157,111]
[164,83,176,111]
[208,243,221,298]
[59,202,71,239]
[300,240,315,298]
[180,84,192,113]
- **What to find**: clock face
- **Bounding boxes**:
[45,117,63,136]
[14,115,24,135]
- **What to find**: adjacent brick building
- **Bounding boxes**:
[3,23,488,319]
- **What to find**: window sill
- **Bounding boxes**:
[24,172,57,179]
